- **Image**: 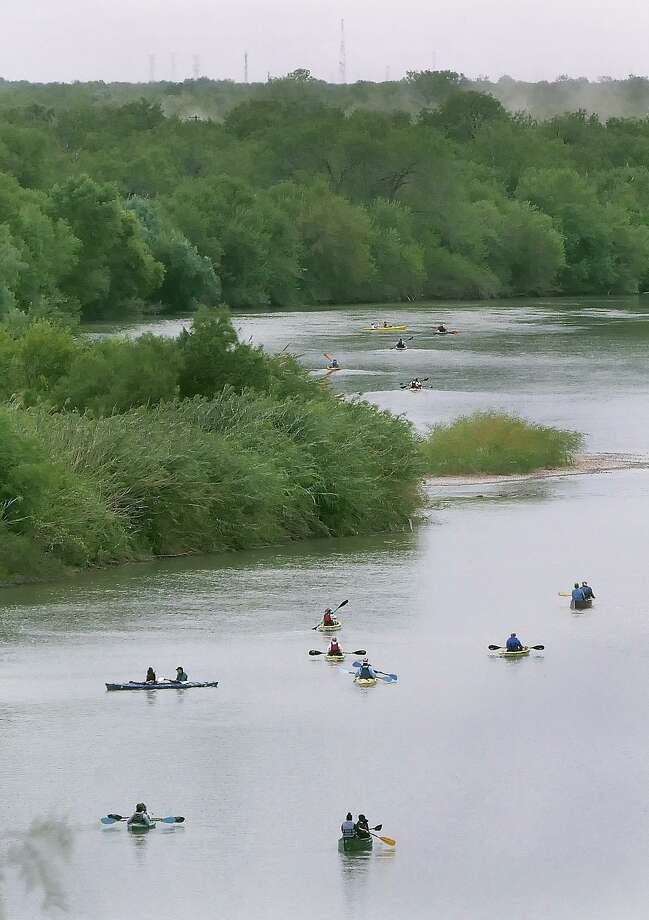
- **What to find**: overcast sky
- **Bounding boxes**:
[2,0,648,85]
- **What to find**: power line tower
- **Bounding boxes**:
[244,51,249,83]
[338,19,346,84]
[148,54,156,83]
[193,55,200,79]
[170,52,176,82]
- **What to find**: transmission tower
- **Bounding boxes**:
[244,51,249,83]
[193,55,201,79]
[170,52,176,82]
[148,54,156,83]
[338,19,346,84]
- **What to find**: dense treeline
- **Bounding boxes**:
[5,73,649,316]
[0,310,422,583]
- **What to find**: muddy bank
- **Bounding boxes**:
[425,453,649,487]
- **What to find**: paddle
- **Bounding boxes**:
[352,661,398,680]
[339,666,393,683]
[488,644,545,651]
[309,648,366,656]
[101,814,185,825]
[311,599,348,630]
[558,591,571,597]
[400,377,430,389]
[368,828,396,846]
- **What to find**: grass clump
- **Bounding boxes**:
[422,412,582,475]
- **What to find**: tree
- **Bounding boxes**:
[428,91,509,142]
[48,175,163,318]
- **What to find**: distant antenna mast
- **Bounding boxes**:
[148,54,156,83]
[338,19,347,84]
[170,52,176,82]
[244,51,249,83]
[385,65,391,82]
[193,55,200,79]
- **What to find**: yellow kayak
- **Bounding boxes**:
[317,620,342,632]
[325,652,345,661]
[360,324,407,333]
[497,647,530,658]
[353,676,377,688]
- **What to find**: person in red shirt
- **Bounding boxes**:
[328,637,342,657]
[322,608,334,626]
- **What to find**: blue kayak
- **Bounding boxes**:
[106,680,218,691]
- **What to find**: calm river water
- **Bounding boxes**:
[3,299,649,919]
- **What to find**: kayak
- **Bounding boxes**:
[571,598,593,611]
[325,652,345,661]
[338,835,373,852]
[317,621,342,632]
[326,365,342,371]
[127,822,156,832]
[106,680,219,691]
[497,647,530,658]
[353,676,378,687]
[361,325,407,332]
[406,386,422,392]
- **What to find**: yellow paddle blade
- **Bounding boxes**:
[558,591,570,597]
[378,834,396,846]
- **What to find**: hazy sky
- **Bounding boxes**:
[2,0,648,85]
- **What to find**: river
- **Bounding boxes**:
[2,299,649,919]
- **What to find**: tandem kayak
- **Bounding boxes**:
[106,680,219,691]
[353,676,378,687]
[497,648,530,658]
[317,621,342,632]
[571,598,593,611]
[338,835,373,853]
[361,325,407,332]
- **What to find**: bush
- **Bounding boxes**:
[422,412,582,475]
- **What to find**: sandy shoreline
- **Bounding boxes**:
[425,453,649,487]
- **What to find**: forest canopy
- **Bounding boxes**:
[3,74,649,317]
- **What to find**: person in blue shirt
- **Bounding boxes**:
[356,657,376,679]
[506,633,523,651]
[571,583,585,602]
[175,666,188,682]
[581,581,595,599]
[328,357,340,368]
[341,813,356,838]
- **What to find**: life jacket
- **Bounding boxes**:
[329,642,341,654]
[323,612,333,624]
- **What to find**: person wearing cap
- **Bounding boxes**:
[571,583,585,603]
[341,813,356,838]
[356,658,376,679]
[127,803,152,827]
[145,667,156,683]
[328,637,343,657]
[505,633,523,652]
[581,581,595,599]
[395,337,407,350]
[175,666,188,682]
[355,815,371,839]
[322,608,335,627]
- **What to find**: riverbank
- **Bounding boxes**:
[426,452,649,486]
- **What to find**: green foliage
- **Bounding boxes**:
[2,78,649,312]
[422,412,582,475]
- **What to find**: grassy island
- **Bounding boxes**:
[422,412,582,476]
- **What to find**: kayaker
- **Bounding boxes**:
[355,815,371,839]
[322,608,335,627]
[437,323,448,334]
[370,322,378,329]
[505,633,523,652]
[571,583,585,603]
[127,803,152,828]
[409,378,422,390]
[395,337,406,350]
[328,357,340,369]
[328,637,342,656]
[145,667,156,683]
[341,813,356,838]
[356,657,376,679]
[175,666,188,682]
[581,581,595,599]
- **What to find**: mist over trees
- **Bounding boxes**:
[3,72,649,317]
